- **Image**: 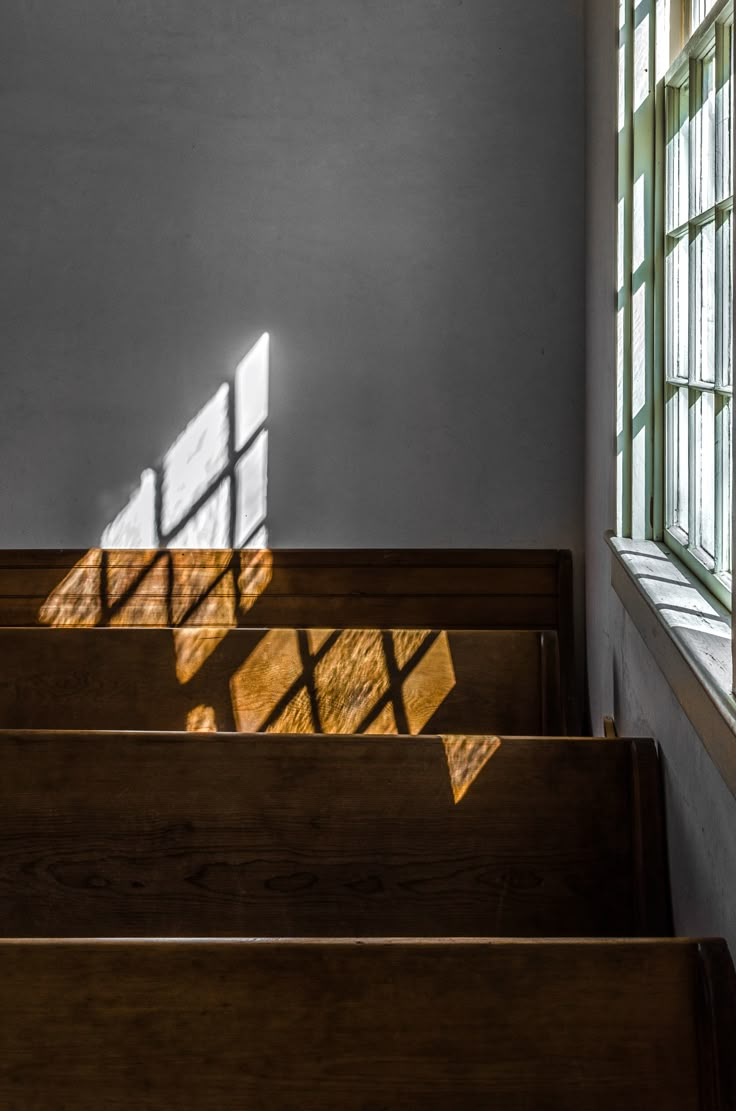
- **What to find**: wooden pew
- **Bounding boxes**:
[0,732,672,938]
[0,548,577,734]
[0,938,733,1110]
[0,626,564,735]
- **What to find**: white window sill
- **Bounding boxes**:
[607,533,736,800]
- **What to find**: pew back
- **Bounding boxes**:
[0,938,733,1110]
[0,733,672,938]
[0,548,577,734]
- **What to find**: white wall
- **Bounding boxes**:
[0,0,584,557]
[585,0,736,954]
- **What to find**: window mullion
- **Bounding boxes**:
[631,0,657,539]
[619,0,635,537]
[655,76,667,538]
[716,22,726,565]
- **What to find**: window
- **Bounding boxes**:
[617,0,734,611]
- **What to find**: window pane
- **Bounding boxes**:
[694,389,716,558]
[692,219,716,383]
[692,0,718,30]
[634,5,651,113]
[667,84,690,231]
[718,25,733,202]
[718,209,733,389]
[717,393,732,572]
[692,50,716,216]
[666,233,689,378]
[667,385,690,532]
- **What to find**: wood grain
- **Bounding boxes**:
[0,733,669,938]
[0,548,566,628]
[0,548,577,733]
[0,938,726,1110]
[0,628,552,735]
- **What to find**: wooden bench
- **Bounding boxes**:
[0,938,732,1109]
[0,548,577,734]
[0,732,671,937]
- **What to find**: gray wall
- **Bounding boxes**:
[585,0,736,954]
[0,0,584,556]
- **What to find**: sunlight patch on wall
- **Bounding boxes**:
[101,332,270,550]
[634,11,651,114]
[162,385,230,539]
[235,332,269,450]
[39,335,273,685]
[101,472,157,548]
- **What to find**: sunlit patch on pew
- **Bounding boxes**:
[108,553,170,626]
[442,734,502,803]
[400,631,455,734]
[237,548,274,617]
[230,629,304,731]
[186,704,218,732]
[229,628,456,734]
[173,627,230,685]
[38,548,105,627]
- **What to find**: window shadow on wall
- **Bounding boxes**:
[102,332,270,550]
[33,324,502,802]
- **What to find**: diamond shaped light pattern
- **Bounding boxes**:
[37,329,498,802]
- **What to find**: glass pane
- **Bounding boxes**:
[666,233,689,378]
[656,0,673,83]
[667,385,690,532]
[717,394,732,572]
[718,209,733,389]
[694,389,716,558]
[692,219,716,383]
[634,4,651,113]
[717,25,733,202]
[619,30,626,134]
[692,0,718,31]
[667,84,690,231]
[692,50,716,216]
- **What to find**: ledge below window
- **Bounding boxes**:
[607,533,736,800]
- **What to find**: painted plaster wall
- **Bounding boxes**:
[611,598,736,951]
[585,0,736,954]
[0,0,584,554]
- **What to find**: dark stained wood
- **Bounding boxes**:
[0,548,577,734]
[695,939,736,1110]
[0,628,554,735]
[0,548,567,628]
[539,630,563,735]
[0,592,561,629]
[629,739,674,936]
[556,548,577,732]
[0,938,731,1110]
[0,733,670,938]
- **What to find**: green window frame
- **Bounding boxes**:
[617,0,735,612]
